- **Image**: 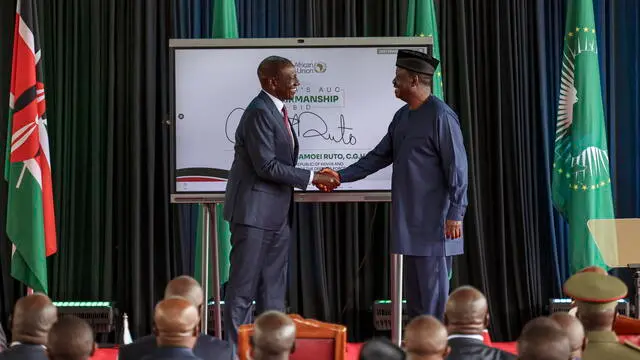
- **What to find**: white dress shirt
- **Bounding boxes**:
[447,334,485,341]
[262,90,314,185]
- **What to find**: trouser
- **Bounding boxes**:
[223,221,290,344]
[404,255,452,321]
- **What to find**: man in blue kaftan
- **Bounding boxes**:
[323,49,468,321]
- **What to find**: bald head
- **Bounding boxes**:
[252,311,296,360]
[164,276,203,307]
[404,315,449,360]
[359,338,405,360]
[517,317,571,360]
[445,286,489,334]
[12,293,57,345]
[550,312,586,358]
[47,315,95,360]
[578,266,607,275]
[154,298,200,348]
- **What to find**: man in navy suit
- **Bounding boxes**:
[223,56,338,344]
[118,276,233,360]
[0,294,57,360]
[141,298,202,360]
[322,50,468,322]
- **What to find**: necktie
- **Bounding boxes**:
[282,105,293,143]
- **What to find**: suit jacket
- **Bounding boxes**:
[140,347,203,360]
[224,91,310,230]
[0,344,48,360]
[447,337,516,360]
[118,334,233,360]
[338,96,468,256]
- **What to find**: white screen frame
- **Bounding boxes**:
[168,37,433,203]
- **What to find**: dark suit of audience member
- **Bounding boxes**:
[0,344,49,360]
[119,276,233,360]
[447,337,514,360]
[0,294,57,360]
[444,286,515,360]
[140,298,203,360]
[120,334,233,360]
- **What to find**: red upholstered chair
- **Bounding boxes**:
[237,314,347,360]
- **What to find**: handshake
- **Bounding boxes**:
[312,168,341,192]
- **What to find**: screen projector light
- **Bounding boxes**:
[53,301,115,334]
[373,299,408,331]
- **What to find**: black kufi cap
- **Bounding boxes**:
[396,49,439,75]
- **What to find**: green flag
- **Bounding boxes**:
[193,0,239,295]
[212,0,239,38]
[552,0,615,274]
[405,0,443,99]
[5,0,57,294]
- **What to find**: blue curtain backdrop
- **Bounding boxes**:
[594,0,640,289]
[169,0,640,341]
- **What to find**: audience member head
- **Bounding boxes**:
[403,315,450,360]
[563,271,627,332]
[164,275,204,309]
[359,337,405,360]
[47,315,95,360]
[444,285,489,335]
[517,317,571,360]
[257,56,298,101]
[251,311,296,360]
[11,293,57,345]
[550,312,586,359]
[153,298,200,349]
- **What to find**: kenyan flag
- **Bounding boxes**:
[5,0,57,294]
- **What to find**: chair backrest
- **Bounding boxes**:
[237,314,347,360]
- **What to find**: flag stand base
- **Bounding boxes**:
[390,254,403,345]
[200,203,223,338]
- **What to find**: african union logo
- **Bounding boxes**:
[295,61,326,74]
[554,26,610,191]
[314,62,327,73]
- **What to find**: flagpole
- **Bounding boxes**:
[210,204,222,339]
[200,204,210,334]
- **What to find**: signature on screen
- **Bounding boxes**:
[225,108,357,145]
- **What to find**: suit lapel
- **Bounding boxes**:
[258,91,294,160]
